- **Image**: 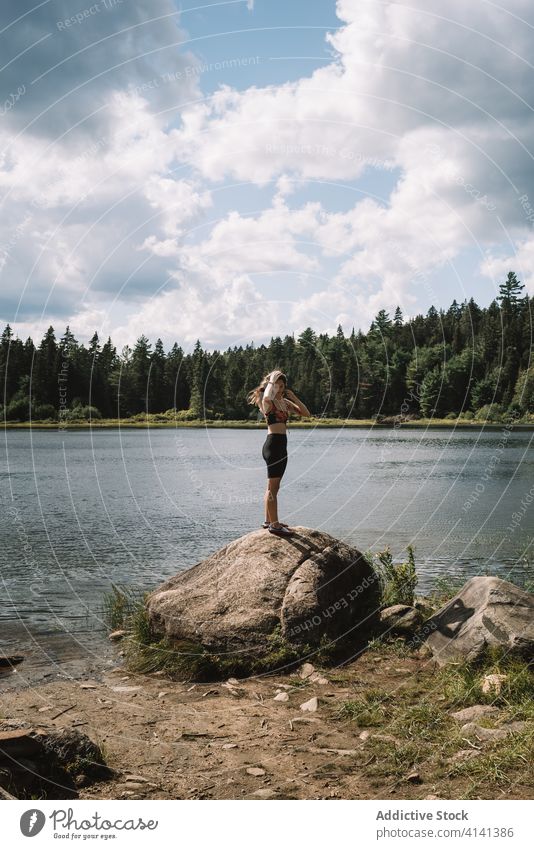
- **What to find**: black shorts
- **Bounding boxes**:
[262,433,288,479]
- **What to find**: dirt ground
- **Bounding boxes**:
[1,645,532,801]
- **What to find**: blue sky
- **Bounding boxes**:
[0,0,532,351]
[178,0,340,90]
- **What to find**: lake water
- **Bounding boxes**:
[1,426,533,678]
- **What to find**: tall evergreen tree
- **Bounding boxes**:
[129,335,152,414]
[165,342,189,411]
[149,338,168,412]
[189,339,209,417]
[35,326,59,407]
[497,271,525,314]
[0,270,530,423]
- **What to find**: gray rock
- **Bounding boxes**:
[298,662,316,678]
[309,673,329,685]
[246,789,279,799]
[460,720,528,743]
[481,673,508,695]
[501,720,528,733]
[371,733,398,744]
[108,630,126,641]
[422,576,534,665]
[146,527,380,658]
[379,604,424,635]
[450,705,500,722]
[447,749,482,765]
[0,654,24,668]
[0,726,115,799]
[300,696,318,712]
[464,723,509,742]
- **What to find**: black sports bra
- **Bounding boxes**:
[263,401,289,426]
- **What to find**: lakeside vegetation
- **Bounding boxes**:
[4,414,534,428]
[100,544,533,682]
[100,544,420,681]
[99,549,534,799]
[2,272,533,426]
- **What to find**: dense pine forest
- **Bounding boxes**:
[1,272,533,423]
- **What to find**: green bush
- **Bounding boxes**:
[505,402,523,421]
[512,365,534,413]
[372,544,418,607]
[65,404,102,420]
[174,408,200,421]
[101,583,142,631]
[474,403,505,422]
[34,403,58,421]
[6,397,32,421]
[158,408,194,419]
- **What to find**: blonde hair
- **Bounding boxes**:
[247,369,287,409]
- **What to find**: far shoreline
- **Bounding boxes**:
[3,417,534,431]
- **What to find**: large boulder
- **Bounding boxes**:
[0,725,115,799]
[146,527,380,662]
[379,604,424,636]
[422,576,534,665]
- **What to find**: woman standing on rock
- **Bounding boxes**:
[247,369,312,536]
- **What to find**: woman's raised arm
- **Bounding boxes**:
[285,390,312,417]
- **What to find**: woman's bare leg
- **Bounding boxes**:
[265,477,281,525]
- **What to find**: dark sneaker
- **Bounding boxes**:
[268,523,294,536]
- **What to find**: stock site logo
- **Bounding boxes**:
[20,809,46,836]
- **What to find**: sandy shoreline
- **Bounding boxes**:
[3,419,533,430]
[0,625,116,692]
[1,643,532,801]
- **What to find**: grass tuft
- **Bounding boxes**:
[367,544,418,607]
[101,586,331,680]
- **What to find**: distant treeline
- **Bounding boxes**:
[1,272,533,422]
